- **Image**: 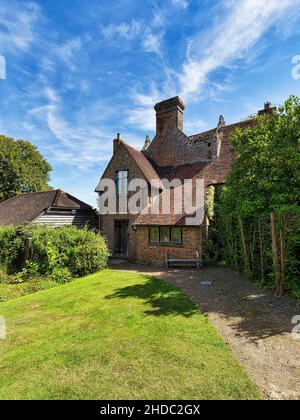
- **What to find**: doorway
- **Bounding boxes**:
[114,220,129,257]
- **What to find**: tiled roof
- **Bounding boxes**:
[155,161,210,181]
[134,212,187,226]
[134,119,257,226]
[122,142,161,185]
[0,190,92,226]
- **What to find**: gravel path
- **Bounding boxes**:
[113,262,300,400]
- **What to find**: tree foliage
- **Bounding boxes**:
[215,96,300,296]
[0,225,110,281]
[0,135,52,202]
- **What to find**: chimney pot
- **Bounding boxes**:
[142,135,151,151]
[113,133,123,154]
[258,102,276,115]
[218,115,225,128]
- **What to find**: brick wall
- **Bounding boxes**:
[100,141,147,260]
[136,226,202,266]
[98,97,256,265]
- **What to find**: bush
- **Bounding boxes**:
[0,227,23,273]
[0,225,110,279]
[49,267,73,284]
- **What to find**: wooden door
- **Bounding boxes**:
[114,221,129,257]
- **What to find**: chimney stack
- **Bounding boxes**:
[217,115,225,128]
[258,102,276,116]
[154,96,185,135]
[113,133,123,154]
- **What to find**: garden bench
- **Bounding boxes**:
[165,252,201,270]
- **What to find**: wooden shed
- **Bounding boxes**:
[0,189,98,229]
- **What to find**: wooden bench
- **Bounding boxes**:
[165,252,201,270]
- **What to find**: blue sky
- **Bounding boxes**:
[0,0,300,206]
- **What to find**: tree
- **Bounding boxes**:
[0,135,52,202]
[224,96,300,215]
[218,96,300,296]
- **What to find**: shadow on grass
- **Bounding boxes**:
[112,264,300,342]
[105,276,199,317]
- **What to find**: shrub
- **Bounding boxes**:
[49,267,73,284]
[0,226,23,273]
[0,225,110,279]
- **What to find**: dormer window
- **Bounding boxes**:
[116,170,128,195]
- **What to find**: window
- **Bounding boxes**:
[149,227,182,245]
[149,227,159,243]
[160,227,170,244]
[116,170,128,195]
[171,227,182,244]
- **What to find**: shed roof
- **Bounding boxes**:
[0,190,93,226]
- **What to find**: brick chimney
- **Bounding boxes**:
[258,102,276,116]
[154,96,185,135]
[113,133,123,154]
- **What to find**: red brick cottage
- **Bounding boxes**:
[96,97,272,266]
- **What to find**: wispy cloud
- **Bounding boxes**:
[0,0,41,53]
[1,0,300,205]
[179,0,300,99]
[54,37,83,71]
[101,20,142,41]
[127,0,300,130]
[172,0,189,10]
[142,29,164,55]
[26,86,115,170]
[127,86,161,131]
[100,15,165,57]
[152,10,166,28]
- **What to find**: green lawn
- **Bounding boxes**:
[0,279,58,302]
[0,270,260,400]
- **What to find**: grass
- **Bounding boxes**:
[0,278,58,302]
[0,269,260,400]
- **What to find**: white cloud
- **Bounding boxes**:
[54,37,83,71]
[46,110,113,170]
[179,0,300,99]
[172,0,189,10]
[26,87,115,170]
[152,11,166,28]
[0,0,41,53]
[44,87,60,103]
[142,29,163,55]
[127,0,299,131]
[101,19,164,58]
[101,20,142,40]
[127,86,162,131]
[127,107,156,132]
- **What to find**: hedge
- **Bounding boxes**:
[0,225,110,282]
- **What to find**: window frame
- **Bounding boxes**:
[171,227,182,245]
[148,226,183,246]
[160,227,170,244]
[149,226,159,244]
[115,170,129,196]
